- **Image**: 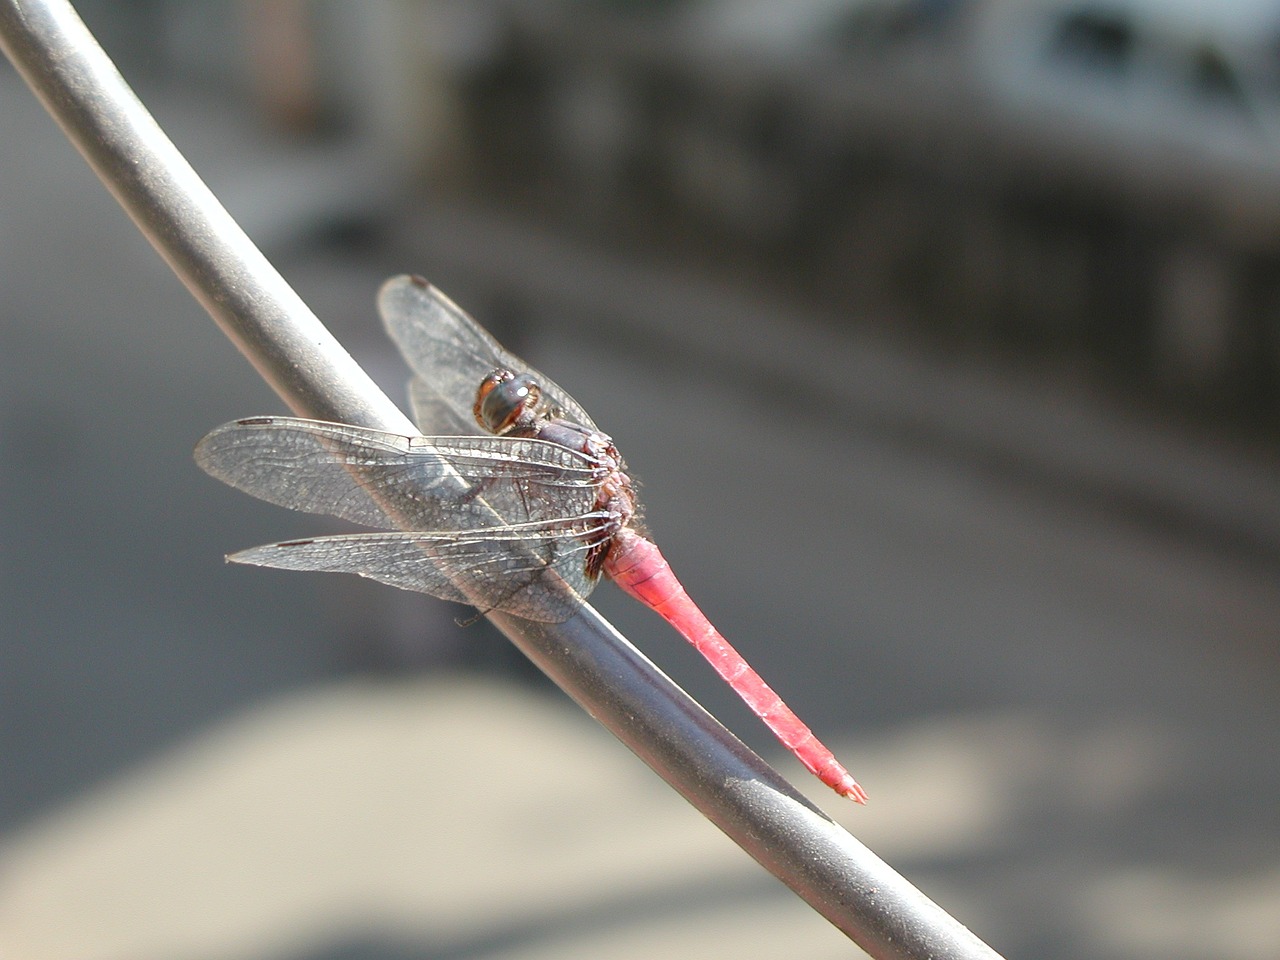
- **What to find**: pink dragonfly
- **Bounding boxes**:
[195,275,866,802]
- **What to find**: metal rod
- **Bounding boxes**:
[0,3,1005,957]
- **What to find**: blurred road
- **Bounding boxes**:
[2,50,1279,960]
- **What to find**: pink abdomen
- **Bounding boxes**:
[604,529,867,802]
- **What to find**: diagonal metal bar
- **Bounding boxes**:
[0,2,1005,957]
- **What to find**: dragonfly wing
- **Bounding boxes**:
[229,523,605,623]
[408,377,472,435]
[378,275,598,434]
[195,417,604,531]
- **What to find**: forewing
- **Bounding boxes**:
[229,521,607,622]
[194,417,603,531]
[408,377,473,435]
[378,275,598,434]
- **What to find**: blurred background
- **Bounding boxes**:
[2,1,1280,957]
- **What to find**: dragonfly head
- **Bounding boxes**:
[475,369,544,435]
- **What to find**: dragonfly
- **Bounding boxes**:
[195,274,867,802]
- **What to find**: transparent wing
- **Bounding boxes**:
[378,275,598,435]
[229,520,608,623]
[194,417,605,532]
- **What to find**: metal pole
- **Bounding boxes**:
[0,3,1004,957]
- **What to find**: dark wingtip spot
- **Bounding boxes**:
[278,538,316,547]
[408,274,429,289]
[236,416,276,425]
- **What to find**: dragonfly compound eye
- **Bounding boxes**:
[475,370,542,435]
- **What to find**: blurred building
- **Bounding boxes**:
[427,0,1280,418]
